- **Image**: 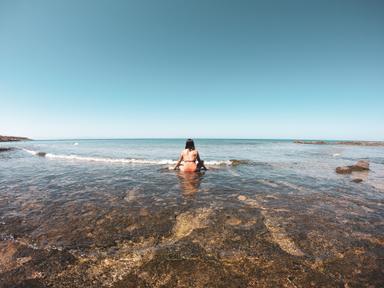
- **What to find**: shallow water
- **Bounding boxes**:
[0,139,383,287]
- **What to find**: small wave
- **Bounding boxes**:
[23,149,241,166]
[229,159,252,166]
[23,149,38,155]
[23,149,46,157]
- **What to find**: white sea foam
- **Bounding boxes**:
[22,149,234,166]
[23,149,38,155]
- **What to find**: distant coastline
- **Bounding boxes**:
[294,140,384,146]
[0,135,31,142]
[1,135,383,146]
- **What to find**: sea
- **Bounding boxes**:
[0,139,383,287]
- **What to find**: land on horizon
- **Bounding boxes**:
[1,134,384,146]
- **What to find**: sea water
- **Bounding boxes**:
[0,139,383,286]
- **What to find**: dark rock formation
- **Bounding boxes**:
[0,135,30,142]
[36,152,47,157]
[0,147,15,152]
[351,178,363,183]
[336,160,370,174]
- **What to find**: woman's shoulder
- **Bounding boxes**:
[182,149,198,154]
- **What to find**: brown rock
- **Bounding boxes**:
[294,140,327,145]
[353,160,369,171]
[336,166,353,174]
[352,178,363,183]
[294,140,384,146]
[336,160,370,174]
[0,135,30,142]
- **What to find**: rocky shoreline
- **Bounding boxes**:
[0,135,30,142]
[294,140,384,146]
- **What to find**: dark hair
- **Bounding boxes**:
[185,139,195,150]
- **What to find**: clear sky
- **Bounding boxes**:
[0,0,383,140]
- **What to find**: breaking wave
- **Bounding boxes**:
[22,149,241,166]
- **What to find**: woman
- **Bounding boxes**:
[174,139,207,172]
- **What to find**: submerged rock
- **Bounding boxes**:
[172,208,212,240]
[336,160,370,174]
[123,187,141,202]
[352,178,363,183]
[237,196,305,257]
[0,147,15,152]
[264,218,305,257]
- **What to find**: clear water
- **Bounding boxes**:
[1,139,383,286]
[2,138,384,190]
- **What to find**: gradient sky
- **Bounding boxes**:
[0,0,383,140]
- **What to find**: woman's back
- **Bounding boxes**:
[182,149,198,162]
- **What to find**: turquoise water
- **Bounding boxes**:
[1,138,384,218]
[1,138,384,222]
[2,138,384,184]
[1,139,384,286]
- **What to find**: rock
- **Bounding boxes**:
[337,141,384,147]
[36,152,46,157]
[352,178,363,183]
[225,217,242,226]
[123,187,141,202]
[238,195,247,201]
[139,208,149,217]
[294,140,384,146]
[336,166,353,174]
[172,208,212,240]
[354,160,369,171]
[0,135,30,142]
[336,160,370,174]
[0,147,14,152]
[294,140,327,145]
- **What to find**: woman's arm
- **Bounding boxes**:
[174,153,183,170]
[196,152,208,170]
[196,152,202,164]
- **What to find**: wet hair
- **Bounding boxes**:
[185,139,195,150]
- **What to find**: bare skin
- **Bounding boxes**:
[174,149,206,172]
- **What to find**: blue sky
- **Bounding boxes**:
[0,0,383,140]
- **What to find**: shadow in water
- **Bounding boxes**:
[177,171,205,197]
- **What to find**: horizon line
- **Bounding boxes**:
[20,137,384,142]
